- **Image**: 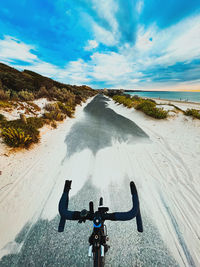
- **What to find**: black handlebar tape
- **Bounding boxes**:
[58,217,66,232]
[130,181,137,195]
[63,180,72,193]
[136,209,143,232]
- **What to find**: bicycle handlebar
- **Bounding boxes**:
[58,181,143,233]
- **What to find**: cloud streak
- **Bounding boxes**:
[0,0,200,90]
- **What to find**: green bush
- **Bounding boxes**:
[0,114,6,121]
[74,95,82,105]
[51,121,57,128]
[18,90,34,101]
[135,100,168,119]
[1,117,45,146]
[0,100,12,108]
[44,103,59,112]
[112,95,134,108]
[36,86,49,98]
[1,127,32,147]
[0,89,10,100]
[48,87,75,103]
[10,91,19,101]
[57,102,75,117]
[26,117,45,129]
[113,95,168,119]
[43,111,66,121]
[184,109,200,119]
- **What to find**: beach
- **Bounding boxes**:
[0,95,200,266]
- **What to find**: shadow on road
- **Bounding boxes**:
[65,95,149,157]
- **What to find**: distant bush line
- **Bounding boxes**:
[184,109,200,120]
[112,95,168,119]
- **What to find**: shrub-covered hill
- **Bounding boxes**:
[0,62,95,98]
[0,62,96,148]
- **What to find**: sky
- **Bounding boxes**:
[0,0,200,91]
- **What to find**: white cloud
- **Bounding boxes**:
[132,14,200,69]
[136,0,144,15]
[91,52,132,81]
[0,36,37,63]
[57,59,91,85]
[158,16,200,65]
[93,23,118,46]
[91,0,118,34]
[84,40,99,51]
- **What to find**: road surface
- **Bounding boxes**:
[0,95,197,266]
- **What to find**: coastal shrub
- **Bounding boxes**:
[184,109,200,120]
[113,94,168,119]
[135,101,168,119]
[57,102,75,117]
[0,114,6,122]
[112,95,134,108]
[1,127,32,147]
[74,95,83,105]
[26,117,45,129]
[10,91,19,101]
[1,117,44,145]
[36,86,49,98]
[43,111,66,121]
[51,120,57,128]
[44,103,59,112]
[18,90,34,101]
[0,89,10,100]
[0,100,12,108]
[61,88,75,103]
[48,86,76,103]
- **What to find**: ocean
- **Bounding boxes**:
[125,91,200,103]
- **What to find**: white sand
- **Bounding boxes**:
[0,96,200,266]
[0,97,93,257]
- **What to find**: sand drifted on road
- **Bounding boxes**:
[0,95,200,266]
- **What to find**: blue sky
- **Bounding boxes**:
[0,0,200,90]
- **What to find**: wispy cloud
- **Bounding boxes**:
[84,40,98,51]
[0,0,200,90]
[0,36,37,63]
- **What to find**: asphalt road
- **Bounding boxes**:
[0,95,179,266]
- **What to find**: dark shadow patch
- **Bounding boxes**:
[65,95,149,158]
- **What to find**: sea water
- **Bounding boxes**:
[125,91,200,103]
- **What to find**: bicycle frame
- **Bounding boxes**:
[88,200,109,266]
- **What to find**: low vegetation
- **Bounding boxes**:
[0,117,45,147]
[0,62,96,149]
[1,127,32,148]
[43,111,66,121]
[184,109,200,120]
[0,100,12,108]
[112,95,168,119]
[57,102,75,118]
